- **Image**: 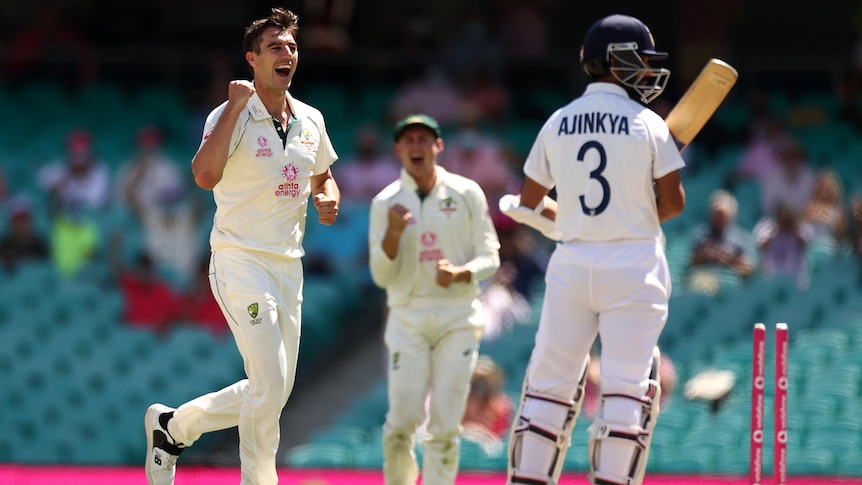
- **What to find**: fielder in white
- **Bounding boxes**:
[500,14,686,485]
[144,8,340,485]
[369,114,501,485]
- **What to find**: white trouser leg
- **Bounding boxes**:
[383,302,481,485]
[422,327,480,485]
[172,250,301,485]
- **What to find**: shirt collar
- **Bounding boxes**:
[400,165,448,195]
[246,91,304,121]
[583,82,630,99]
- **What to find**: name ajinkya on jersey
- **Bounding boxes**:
[557,112,629,136]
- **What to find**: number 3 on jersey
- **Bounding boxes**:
[578,141,610,216]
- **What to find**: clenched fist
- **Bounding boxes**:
[436,259,470,287]
[314,193,338,225]
[227,80,255,108]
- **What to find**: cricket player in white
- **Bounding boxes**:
[369,114,501,485]
[144,9,340,485]
[501,15,686,485]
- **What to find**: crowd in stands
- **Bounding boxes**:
[0,123,220,339]
[682,95,862,296]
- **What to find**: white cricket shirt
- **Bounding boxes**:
[200,92,337,258]
[524,83,685,243]
[368,166,501,308]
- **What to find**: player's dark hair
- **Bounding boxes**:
[582,58,610,79]
[242,7,299,55]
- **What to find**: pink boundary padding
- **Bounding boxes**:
[0,466,859,485]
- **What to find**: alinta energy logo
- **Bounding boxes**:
[419,231,442,263]
[256,136,272,158]
[275,164,301,198]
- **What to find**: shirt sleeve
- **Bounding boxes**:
[463,183,501,282]
[651,113,687,179]
[199,102,245,159]
[368,195,398,288]
[523,118,556,190]
[312,117,338,175]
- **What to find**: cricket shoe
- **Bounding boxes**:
[145,403,185,485]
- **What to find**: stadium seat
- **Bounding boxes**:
[309,424,369,448]
[786,448,835,475]
[654,445,713,473]
[285,443,353,468]
[350,441,385,469]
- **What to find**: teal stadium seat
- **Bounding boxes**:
[653,445,713,473]
[309,424,370,448]
[335,380,388,428]
[285,443,353,468]
[351,439,385,469]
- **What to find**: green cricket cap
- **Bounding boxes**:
[393,113,441,141]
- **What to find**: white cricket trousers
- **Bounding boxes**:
[169,249,302,485]
[382,298,484,485]
[527,240,670,402]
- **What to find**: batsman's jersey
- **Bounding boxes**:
[200,92,337,258]
[368,166,501,308]
[524,83,685,243]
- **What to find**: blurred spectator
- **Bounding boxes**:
[37,129,111,215]
[111,233,183,333]
[802,168,849,250]
[583,349,677,418]
[479,261,531,341]
[388,66,463,128]
[3,3,97,88]
[461,356,514,445]
[686,190,757,296]
[181,255,228,338]
[760,138,815,217]
[0,196,49,272]
[49,202,101,278]
[440,108,521,210]
[114,125,185,221]
[735,116,794,185]
[754,203,813,290]
[137,179,205,289]
[335,123,401,203]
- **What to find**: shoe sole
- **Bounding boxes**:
[144,403,168,485]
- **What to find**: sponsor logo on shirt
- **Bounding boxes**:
[420,231,436,247]
[419,231,442,262]
[256,136,272,158]
[419,248,443,262]
[275,163,301,198]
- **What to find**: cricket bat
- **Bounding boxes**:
[665,58,738,152]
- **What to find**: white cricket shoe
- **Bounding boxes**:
[145,403,185,485]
